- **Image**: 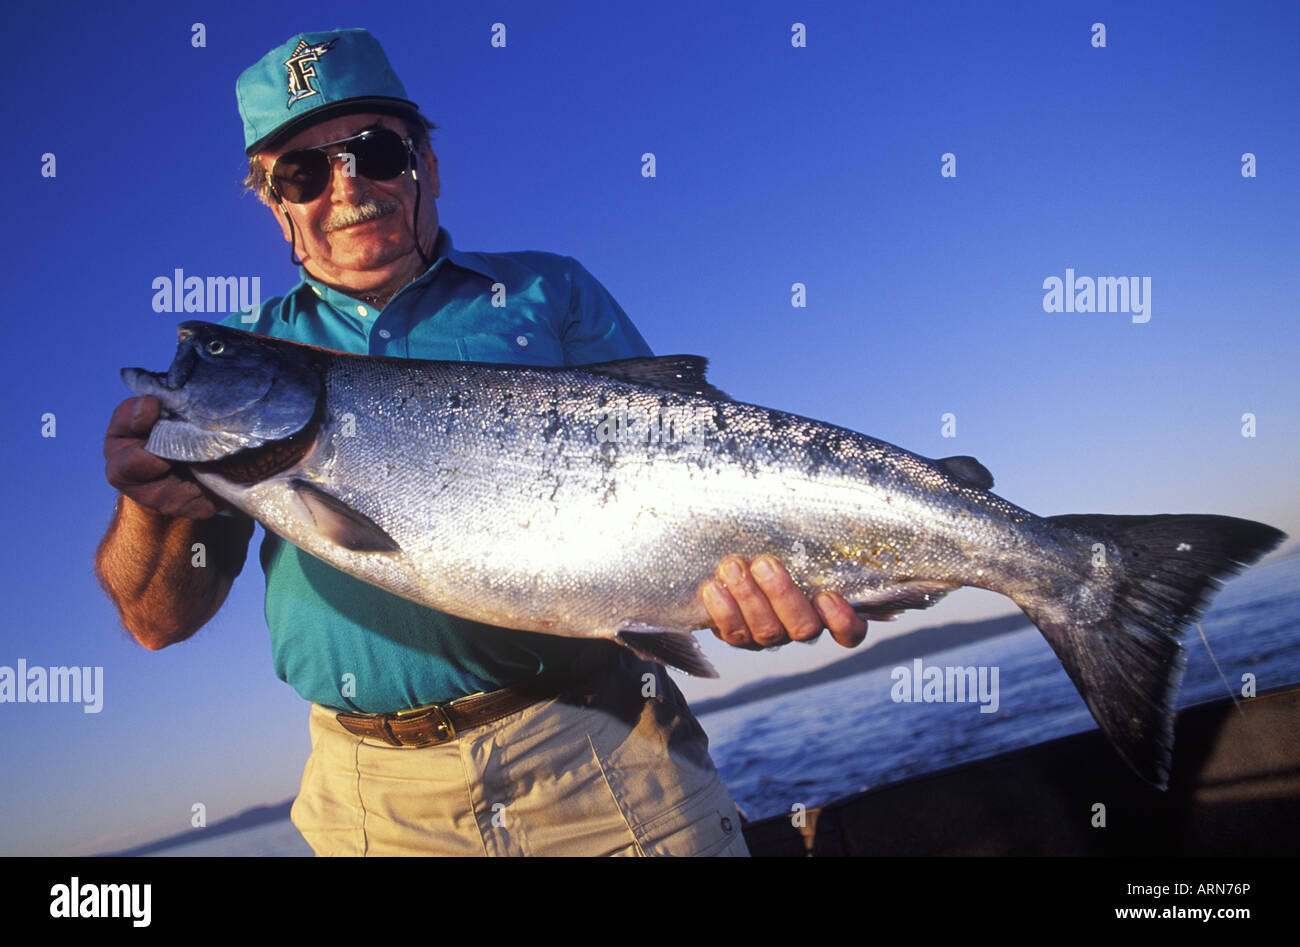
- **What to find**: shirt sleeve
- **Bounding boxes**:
[560,257,654,363]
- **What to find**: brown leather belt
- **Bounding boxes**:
[334,673,572,748]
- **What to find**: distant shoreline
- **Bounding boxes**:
[97,801,295,858]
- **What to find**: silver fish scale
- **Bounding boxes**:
[201,356,1074,642]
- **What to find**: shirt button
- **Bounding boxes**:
[357,305,369,317]
[378,329,391,339]
[516,335,528,347]
[312,286,323,297]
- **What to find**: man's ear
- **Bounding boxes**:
[273,201,294,244]
[259,155,296,244]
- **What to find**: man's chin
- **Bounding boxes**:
[323,232,412,270]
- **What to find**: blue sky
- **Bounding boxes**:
[1,0,1296,855]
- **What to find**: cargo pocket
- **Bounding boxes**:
[582,688,746,856]
[630,776,745,857]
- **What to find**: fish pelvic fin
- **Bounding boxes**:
[289,479,401,553]
[1018,513,1285,790]
[615,623,719,678]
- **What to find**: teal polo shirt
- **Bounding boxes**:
[221,228,651,712]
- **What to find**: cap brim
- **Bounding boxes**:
[245,96,422,155]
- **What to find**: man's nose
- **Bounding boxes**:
[327,153,366,200]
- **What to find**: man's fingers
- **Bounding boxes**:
[105,395,181,491]
[103,396,225,519]
[104,396,158,447]
[748,555,825,642]
[108,441,173,487]
[702,555,869,652]
[127,476,222,520]
[813,591,869,648]
[716,556,790,647]
[702,579,762,650]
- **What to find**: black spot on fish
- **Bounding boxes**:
[541,408,562,442]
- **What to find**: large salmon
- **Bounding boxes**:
[122,321,1285,787]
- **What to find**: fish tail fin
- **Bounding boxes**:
[1013,513,1284,789]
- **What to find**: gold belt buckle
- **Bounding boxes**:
[390,702,457,747]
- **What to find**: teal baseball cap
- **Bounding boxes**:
[237,28,421,155]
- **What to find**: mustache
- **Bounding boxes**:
[321,198,400,233]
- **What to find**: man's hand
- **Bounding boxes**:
[104,396,225,519]
[98,395,254,648]
[701,555,868,651]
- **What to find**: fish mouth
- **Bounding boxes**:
[120,367,187,417]
[121,339,199,416]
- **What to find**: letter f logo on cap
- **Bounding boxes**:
[284,38,337,106]
[239,29,421,154]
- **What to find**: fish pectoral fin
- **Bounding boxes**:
[289,479,401,553]
[615,623,719,678]
[847,580,961,621]
[936,455,995,490]
[145,421,263,463]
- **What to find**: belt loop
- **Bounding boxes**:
[376,718,403,747]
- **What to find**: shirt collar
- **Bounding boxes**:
[432,228,498,282]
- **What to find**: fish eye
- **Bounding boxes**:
[206,340,226,355]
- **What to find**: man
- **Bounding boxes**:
[96,29,867,856]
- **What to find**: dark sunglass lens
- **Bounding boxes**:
[271,150,329,203]
[351,130,409,181]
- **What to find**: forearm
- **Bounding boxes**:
[95,495,254,649]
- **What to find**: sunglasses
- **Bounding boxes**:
[269,128,415,204]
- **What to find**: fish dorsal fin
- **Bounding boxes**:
[937,455,994,490]
[579,355,731,400]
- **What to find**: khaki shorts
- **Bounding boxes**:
[290,650,749,856]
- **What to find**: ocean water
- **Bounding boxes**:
[143,555,1300,855]
[704,554,1300,820]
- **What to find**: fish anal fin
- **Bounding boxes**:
[846,580,960,621]
[290,479,400,553]
[936,455,994,490]
[616,623,718,678]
